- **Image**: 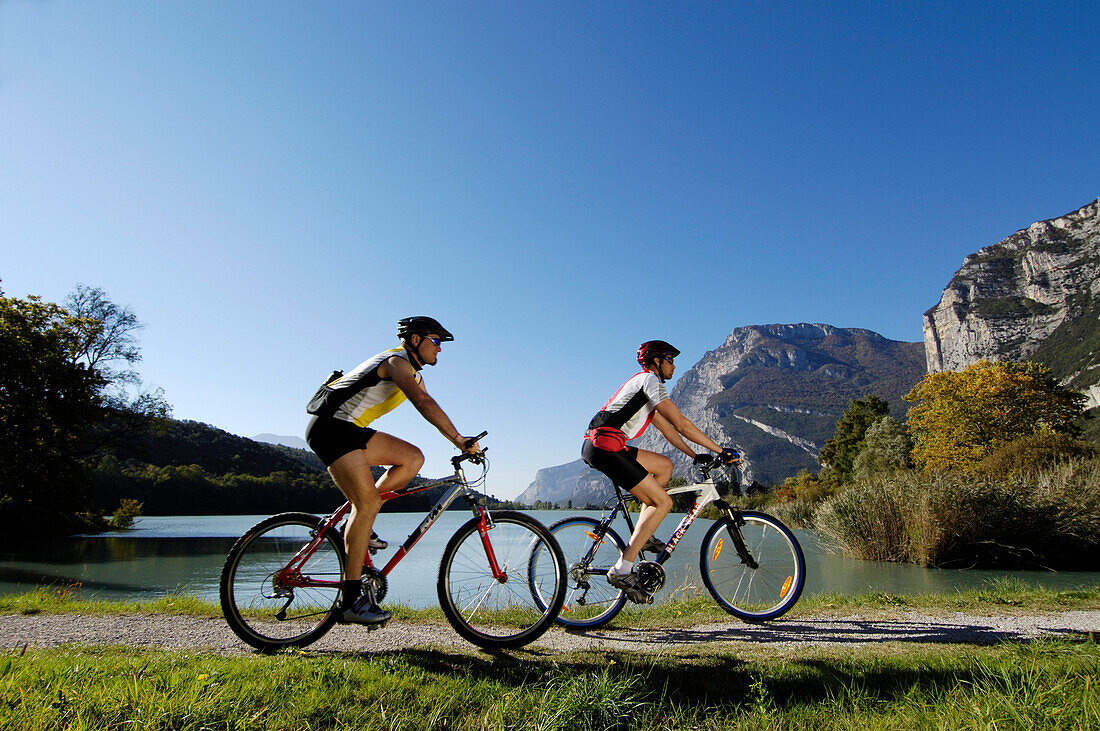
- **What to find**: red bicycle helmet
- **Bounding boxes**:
[636,340,680,368]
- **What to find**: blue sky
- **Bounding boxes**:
[2,1,1097,497]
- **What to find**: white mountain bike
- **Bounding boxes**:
[529,453,804,628]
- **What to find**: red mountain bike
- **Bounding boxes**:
[219,434,566,651]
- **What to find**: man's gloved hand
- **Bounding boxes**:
[719,448,741,464]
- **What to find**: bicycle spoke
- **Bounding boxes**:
[220,514,344,651]
[700,512,804,621]
[438,511,565,648]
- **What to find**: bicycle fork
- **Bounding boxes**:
[721,508,759,570]
[473,506,507,582]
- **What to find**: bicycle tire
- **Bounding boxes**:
[699,511,805,622]
[534,516,628,629]
[220,512,345,652]
[437,510,566,649]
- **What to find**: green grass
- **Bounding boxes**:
[0,588,447,623]
[2,639,1098,730]
[2,585,1099,728]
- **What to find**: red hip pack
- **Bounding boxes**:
[586,426,627,453]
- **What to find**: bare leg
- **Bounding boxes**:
[326,433,424,581]
[620,449,674,564]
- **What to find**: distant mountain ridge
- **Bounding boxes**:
[254,433,310,451]
[516,324,925,505]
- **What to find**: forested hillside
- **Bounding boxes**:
[93,418,511,515]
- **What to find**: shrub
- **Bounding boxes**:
[816,459,1100,569]
[107,498,143,529]
[768,469,841,528]
[852,416,913,480]
[974,428,1096,480]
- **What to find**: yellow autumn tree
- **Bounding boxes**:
[903,360,1086,472]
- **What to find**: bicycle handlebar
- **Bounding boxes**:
[451,431,488,468]
[699,448,741,474]
[464,431,488,450]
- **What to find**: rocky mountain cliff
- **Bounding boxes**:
[924,197,1100,410]
[517,324,925,505]
[636,324,925,485]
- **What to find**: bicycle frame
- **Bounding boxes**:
[579,463,756,571]
[276,456,503,592]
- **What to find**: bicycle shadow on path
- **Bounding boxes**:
[556,612,1098,650]
[309,643,1058,709]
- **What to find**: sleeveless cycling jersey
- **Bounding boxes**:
[588,371,669,440]
[329,347,422,428]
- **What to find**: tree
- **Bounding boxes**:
[904,360,1086,473]
[0,283,168,533]
[0,289,104,526]
[818,395,891,480]
[65,284,170,454]
[851,416,913,480]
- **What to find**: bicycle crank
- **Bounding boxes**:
[361,567,388,604]
[635,561,665,594]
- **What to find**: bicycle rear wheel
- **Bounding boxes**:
[437,510,566,649]
[534,516,627,629]
[699,511,804,622]
[220,512,345,652]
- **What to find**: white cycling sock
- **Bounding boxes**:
[611,557,632,575]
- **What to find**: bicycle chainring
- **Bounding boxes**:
[360,567,388,604]
[635,561,665,594]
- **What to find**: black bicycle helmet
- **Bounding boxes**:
[397,316,454,342]
[636,340,680,368]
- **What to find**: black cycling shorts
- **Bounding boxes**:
[306,415,377,467]
[581,440,648,492]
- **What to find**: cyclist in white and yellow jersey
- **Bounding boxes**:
[583,340,737,603]
[305,316,482,625]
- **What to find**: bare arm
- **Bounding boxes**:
[651,410,698,459]
[654,399,723,454]
[381,356,478,452]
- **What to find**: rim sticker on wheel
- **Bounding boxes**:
[712,538,723,563]
[780,575,793,599]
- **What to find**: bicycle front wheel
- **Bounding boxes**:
[437,510,566,649]
[536,516,627,629]
[700,511,805,622]
[220,512,345,652]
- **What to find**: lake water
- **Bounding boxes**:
[1,511,1096,608]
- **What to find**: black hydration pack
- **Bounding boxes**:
[306,369,353,418]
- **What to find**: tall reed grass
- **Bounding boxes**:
[815,458,1100,568]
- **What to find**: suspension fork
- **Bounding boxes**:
[719,503,759,570]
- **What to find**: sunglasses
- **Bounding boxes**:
[423,336,442,346]
[663,356,675,364]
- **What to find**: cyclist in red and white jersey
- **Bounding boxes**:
[583,340,737,603]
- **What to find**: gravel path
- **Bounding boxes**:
[3,611,1098,655]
